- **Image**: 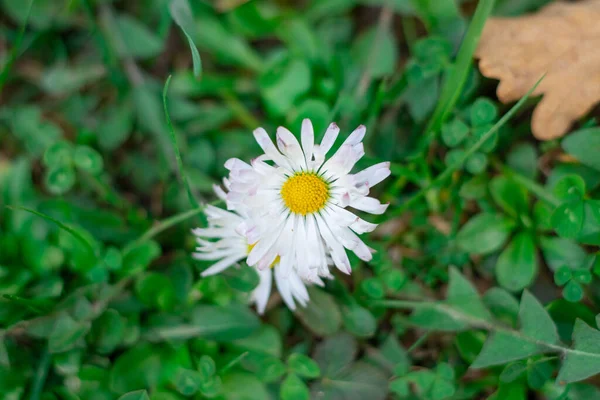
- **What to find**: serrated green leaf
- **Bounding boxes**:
[557,320,600,383]
[446,267,492,321]
[471,331,542,369]
[519,291,558,344]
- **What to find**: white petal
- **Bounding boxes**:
[276,127,305,170]
[200,254,245,277]
[301,119,315,168]
[350,218,378,234]
[342,125,366,146]
[353,161,391,188]
[253,127,291,169]
[193,248,240,261]
[247,221,284,266]
[252,268,272,315]
[350,197,389,215]
[275,265,297,310]
[319,122,340,156]
[315,214,351,274]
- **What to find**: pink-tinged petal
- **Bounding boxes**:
[301,119,315,167]
[353,162,391,188]
[253,127,291,169]
[276,126,305,170]
[342,124,366,146]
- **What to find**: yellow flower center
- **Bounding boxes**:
[247,243,280,268]
[280,172,329,215]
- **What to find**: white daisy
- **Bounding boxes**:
[224,119,390,281]
[192,186,321,314]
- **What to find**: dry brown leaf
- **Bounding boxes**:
[475,0,600,140]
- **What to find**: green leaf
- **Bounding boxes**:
[173,368,203,396]
[39,64,105,95]
[557,320,600,383]
[91,309,125,354]
[490,176,529,218]
[6,206,97,258]
[465,152,488,174]
[472,291,556,368]
[259,57,311,116]
[311,362,388,400]
[471,331,541,369]
[169,0,202,77]
[112,14,164,59]
[470,97,498,126]
[96,103,134,151]
[296,287,342,336]
[410,306,468,332]
[540,237,587,272]
[43,141,73,167]
[280,374,310,400]
[48,313,90,354]
[423,0,495,138]
[553,174,586,203]
[121,240,161,276]
[118,390,150,400]
[519,291,558,344]
[483,287,519,325]
[45,165,76,195]
[232,325,282,358]
[563,280,584,303]
[222,266,260,292]
[496,232,538,292]
[507,143,538,180]
[551,202,584,239]
[312,333,357,378]
[456,213,515,255]
[287,354,321,379]
[352,26,398,78]
[146,305,260,342]
[193,14,263,71]
[441,119,469,147]
[73,145,103,175]
[342,304,377,338]
[110,344,186,393]
[562,128,600,171]
[10,106,62,156]
[163,75,199,209]
[446,267,492,321]
[500,361,528,383]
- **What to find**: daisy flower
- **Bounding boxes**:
[224,119,390,281]
[192,186,323,314]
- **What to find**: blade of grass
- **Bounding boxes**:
[170,0,202,78]
[163,75,200,209]
[390,74,545,217]
[0,0,34,95]
[5,205,96,257]
[123,206,205,253]
[421,0,496,149]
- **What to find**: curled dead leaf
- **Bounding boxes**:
[475,0,600,140]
